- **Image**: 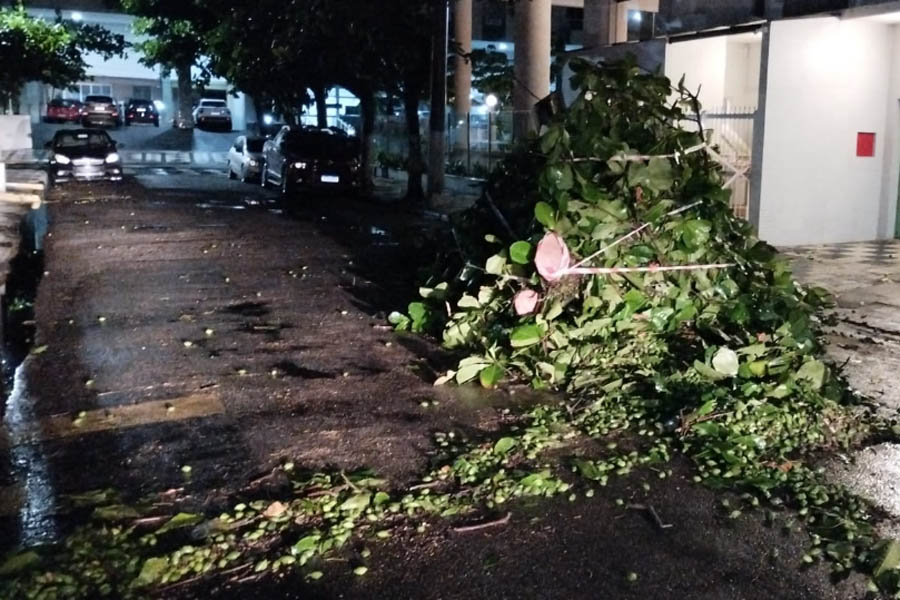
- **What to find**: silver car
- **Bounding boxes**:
[226,135,265,182]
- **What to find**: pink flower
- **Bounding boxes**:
[514,289,540,315]
[535,232,571,282]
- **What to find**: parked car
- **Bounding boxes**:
[192,99,232,131]
[46,129,123,183]
[227,135,265,182]
[45,98,84,123]
[124,99,159,127]
[260,126,362,197]
[82,95,121,128]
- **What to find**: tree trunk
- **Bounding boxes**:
[359,85,376,195]
[314,85,328,128]
[175,63,194,129]
[403,85,425,202]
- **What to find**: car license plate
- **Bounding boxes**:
[137,108,146,112]
[321,175,340,184]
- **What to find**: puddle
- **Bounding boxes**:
[130,224,170,232]
[3,364,58,546]
[368,225,399,247]
[239,322,293,335]
[196,203,246,211]
[270,361,333,379]
[222,301,270,317]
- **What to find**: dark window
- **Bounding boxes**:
[54,131,112,149]
[132,85,152,100]
[482,3,507,41]
[626,10,654,42]
[246,138,265,152]
[85,95,114,104]
[284,132,357,160]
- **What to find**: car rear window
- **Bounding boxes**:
[201,100,227,108]
[284,132,358,160]
[129,100,152,106]
[246,138,264,152]
[49,99,76,107]
[54,131,112,149]
[85,96,113,103]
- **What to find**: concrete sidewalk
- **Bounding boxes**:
[784,240,900,530]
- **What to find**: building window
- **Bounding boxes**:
[79,83,112,100]
[482,3,507,41]
[132,86,152,101]
[626,9,654,42]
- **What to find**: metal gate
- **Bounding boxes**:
[700,106,756,220]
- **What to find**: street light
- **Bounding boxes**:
[71,11,83,21]
[485,94,498,171]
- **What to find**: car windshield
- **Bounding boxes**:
[54,131,112,150]
[246,138,264,152]
[284,132,357,160]
[85,96,113,104]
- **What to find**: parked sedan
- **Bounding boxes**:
[124,99,159,126]
[82,95,121,128]
[227,135,265,182]
[260,126,362,198]
[45,98,84,123]
[46,129,123,183]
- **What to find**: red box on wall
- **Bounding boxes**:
[857,132,876,157]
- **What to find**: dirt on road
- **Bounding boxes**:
[0,177,868,599]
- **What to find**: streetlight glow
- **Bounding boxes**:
[485,94,498,109]
[71,11,83,21]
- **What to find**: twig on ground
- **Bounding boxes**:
[452,512,512,533]
[626,503,673,530]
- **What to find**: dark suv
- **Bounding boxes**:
[124,99,159,127]
[260,126,361,198]
[82,95,121,128]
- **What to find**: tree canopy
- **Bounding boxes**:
[0,4,126,107]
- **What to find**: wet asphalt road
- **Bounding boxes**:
[0,173,873,599]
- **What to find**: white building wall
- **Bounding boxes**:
[724,37,761,109]
[758,17,893,245]
[879,25,900,240]
[664,36,728,112]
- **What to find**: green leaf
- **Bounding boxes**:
[0,551,40,576]
[134,557,169,587]
[456,360,488,384]
[712,347,739,377]
[156,512,204,534]
[509,241,533,265]
[510,324,543,348]
[874,540,900,580]
[535,202,556,228]
[293,534,321,554]
[546,164,574,190]
[794,359,825,390]
[373,491,391,506]
[485,254,507,275]
[93,504,141,521]
[682,219,711,249]
[493,437,517,454]
[646,157,674,192]
[694,360,727,381]
[339,492,371,512]
[457,294,480,309]
[479,364,504,388]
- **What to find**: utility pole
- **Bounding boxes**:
[427,0,449,204]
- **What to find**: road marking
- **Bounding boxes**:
[0,391,225,450]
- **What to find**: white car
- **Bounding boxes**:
[192,99,232,131]
[227,135,265,182]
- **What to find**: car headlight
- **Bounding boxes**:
[105,152,120,164]
[293,161,307,170]
[248,159,259,166]
[54,153,71,165]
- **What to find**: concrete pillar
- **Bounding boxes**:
[453,0,472,150]
[513,0,552,139]
[583,0,611,48]
[161,75,174,128]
